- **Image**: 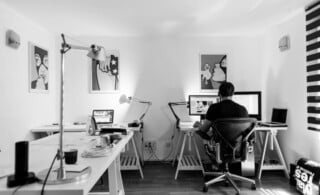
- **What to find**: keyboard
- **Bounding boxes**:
[98,124,114,128]
[98,124,127,135]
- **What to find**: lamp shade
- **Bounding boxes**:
[119,94,131,104]
[87,46,106,61]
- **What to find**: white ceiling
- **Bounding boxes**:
[0,0,313,36]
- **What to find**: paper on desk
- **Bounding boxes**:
[81,148,111,158]
[81,142,112,158]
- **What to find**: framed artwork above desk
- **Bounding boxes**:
[200,54,227,93]
[29,42,49,93]
[90,50,120,93]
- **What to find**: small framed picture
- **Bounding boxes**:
[200,54,227,92]
[29,42,49,93]
[90,50,120,93]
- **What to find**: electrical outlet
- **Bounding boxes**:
[144,141,156,152]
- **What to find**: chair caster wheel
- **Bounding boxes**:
[251,183,256,190]
[203,185,208,192]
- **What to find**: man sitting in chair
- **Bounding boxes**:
[194,82,248,138]
[194,82,248,161]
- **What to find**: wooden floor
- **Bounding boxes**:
[92,162,302,195]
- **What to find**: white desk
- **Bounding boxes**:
[255,125,289,179]
[31,123,144,179]
[31,124,87,136]
[172,122,289,180]
[0,131,133,195]
[173,121,204,180]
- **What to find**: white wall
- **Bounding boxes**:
[261,9,320,164]
[64,35,264,160]
[0,3,58,159]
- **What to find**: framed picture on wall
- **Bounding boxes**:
[90,50,120,93]
[200,54,227,92]
[29,42,49,93]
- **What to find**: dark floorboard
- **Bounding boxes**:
[92,162,305,195]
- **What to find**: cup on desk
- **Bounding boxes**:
[64,149,78,164]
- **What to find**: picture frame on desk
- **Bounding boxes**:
[199,53,227,93]
[90,50,120,93]
[28,42,49,93]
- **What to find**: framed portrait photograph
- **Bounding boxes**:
[90,50,120,93]
[29,42,49,93]
[200,54,227,92]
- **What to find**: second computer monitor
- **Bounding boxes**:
[189,95,219,116]
[233,91,261,120]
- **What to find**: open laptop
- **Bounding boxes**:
[92,109,127,134]
[92,109,114,129]
[259,108,288,127]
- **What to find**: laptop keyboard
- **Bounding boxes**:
[99,124,114,129]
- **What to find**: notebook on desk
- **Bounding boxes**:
[258,108,288,127]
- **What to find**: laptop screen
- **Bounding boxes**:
[92,110,114,124]
[271,108,287,123]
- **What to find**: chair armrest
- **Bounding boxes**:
[241,141,254,161]
[215,143,222,164]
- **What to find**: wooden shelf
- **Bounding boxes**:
[121,155,140,170]
[177,155,202,170]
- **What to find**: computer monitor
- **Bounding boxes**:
[233,91,261,120]
[189,95,219,116]
[92,109,114,124]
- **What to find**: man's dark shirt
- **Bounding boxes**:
[206,99,248,122]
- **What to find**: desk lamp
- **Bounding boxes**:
[168,102,188,128]
[119,94,152,127]
[37,34,108,184]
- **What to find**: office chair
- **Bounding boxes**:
[203,118,257,195]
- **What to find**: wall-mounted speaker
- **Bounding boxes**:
[6,30,20,49]
[279,35,290,52]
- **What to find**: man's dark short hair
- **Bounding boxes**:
[219,82,234,97]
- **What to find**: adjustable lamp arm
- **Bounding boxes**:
[139,101,152,121]
[61,34,101,54]
[119,95,152,123]
[129,97,152,121]
[168,101,188,128]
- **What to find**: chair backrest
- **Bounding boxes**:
[212,118,256,163]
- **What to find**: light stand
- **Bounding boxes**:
[37,34,107,184]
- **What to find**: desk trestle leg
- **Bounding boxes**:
[272,135,289,178]
[120,138,144,179]
[110,156,125,195]
[175,133,187,180]
[257,131,289,179]
[174,132,204,180]
[172,132,182,166]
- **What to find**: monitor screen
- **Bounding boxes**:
[233,91,261,120]
[189,95,219,116]
[92,109,114,124]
